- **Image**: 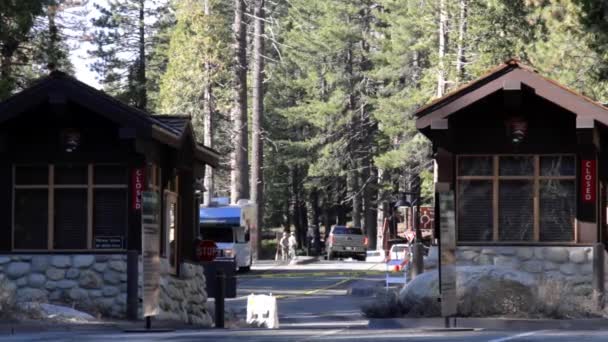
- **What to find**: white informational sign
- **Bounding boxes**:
[142,191,161,317]
[246,294,279,329]
[439,190,457,317]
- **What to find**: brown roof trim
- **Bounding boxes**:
[415,59,608,130]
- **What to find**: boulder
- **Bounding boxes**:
[31,256,49,272]
[569,249,587,264]
[399,266,536,317]
[108,261,126,272]
[28,274,46,288]
[93,263,107,273]
[6,262,31,279]
[0,257,11,265]
[522,260,543,273]
[544,247,569,263]
[73,255,95,268]
[16,288,47,303]
[66,268,80,279]
[46,268,65,281]
[79,271,103,289]
[559,263,577,276]
[103,271,121,285]
[51,256,71,268]
[69,288,89,301]
[102,286,119,297]
[56,280,77,289]
[516,248,534,260]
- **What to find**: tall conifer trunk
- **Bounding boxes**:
[456,0,468,83]
[230,0,249,204]
[437,0,447,97]
[202,0,215,206]
[251,0,265,260]
[137,0,147,109]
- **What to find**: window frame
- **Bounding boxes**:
[12,163,128,252]
[456,154,577,244]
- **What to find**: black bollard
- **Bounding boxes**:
[126,250,139,320]
[215,270,226,328]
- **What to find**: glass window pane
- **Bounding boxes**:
[54,189,87,249]
[458,180,493,241]
[540,180,575,241]
[499,156,534,176]
[15,165,48,185]
[55,165,87,185]
[540,156,575,176]
[14,189,48,249]
[94,189,127,247]
[458,157,492,176]
[499,180,534,241]
[94,165,127,185]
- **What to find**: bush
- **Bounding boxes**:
[361,290,402,318]
[532,278,601,319]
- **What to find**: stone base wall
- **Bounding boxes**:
[425,245,596,296]
[0,254,128,317]
[0,254,212,326]
[138,259,212,326]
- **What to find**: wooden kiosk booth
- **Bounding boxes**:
[417,60,608,300]
[0,71,219,324]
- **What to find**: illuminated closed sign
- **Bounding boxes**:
[581,159,596,203]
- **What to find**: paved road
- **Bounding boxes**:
[3,259,608,341]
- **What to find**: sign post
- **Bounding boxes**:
[141,191,163,330]
[439,190,457,325]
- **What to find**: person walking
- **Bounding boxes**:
[279,232,289,262]
[288,232,298,261]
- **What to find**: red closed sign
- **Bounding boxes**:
[196,240,218,262]
[581,159,596,203]
[132,168,145,210]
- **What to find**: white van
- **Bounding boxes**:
[199,199,256,271]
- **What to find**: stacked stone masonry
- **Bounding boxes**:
[0,254,211,326]
[425,246,596,296]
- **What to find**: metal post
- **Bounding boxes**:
[593,243,604,309]
[145,316,151,329]
[126,250,139,320]
[412,196,424,276]
[215,270,226,328]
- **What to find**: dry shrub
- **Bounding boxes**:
[361,290,402,318]
[533,278,601,319]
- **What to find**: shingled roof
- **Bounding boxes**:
[0,71,220,167]
[415,59,608,131]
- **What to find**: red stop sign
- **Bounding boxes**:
[197,240,217,262]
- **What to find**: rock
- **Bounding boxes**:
[6,262,31,279]
[16,277,27,286]
[481,248,497,255]
[478,254,494,265]
[108,261,126,272]
[516,248,534,260]
[458,250,478,261]
[69,288,89,301]
[46,268,65,281]
[559,263,577,276]
[66,268,80,279]
[95,255,110,263]
[51,256,71,268]
[522,260,543,273]
[73,255,95,268]
[494,247,516,256]
[31,256,49,272]
[544,247,569,263]
[569,249,587,264]
[89,290,102,298]
[102,286,119,297]
[16,288,47,303]
[56,280,77,289]
[79,271,103,289]
[165,283,181,300]
[399,266,536,317]
[49,290,62,301]
[581,263,593,275]
[0,257,11,265]
[543,262,558,271]
[93,263,107,272]
[103,271,121,285]
[494,256,519,269]
[45,281,58,290]
[28,274,46,288]
[181,265,195,279]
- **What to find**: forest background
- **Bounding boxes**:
[2,0,608,252]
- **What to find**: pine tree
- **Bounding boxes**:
[89,0,169,110]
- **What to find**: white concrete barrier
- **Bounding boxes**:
[246,294,279,328]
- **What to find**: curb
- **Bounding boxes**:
[368,317,608,331]
[289,257,318,265]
